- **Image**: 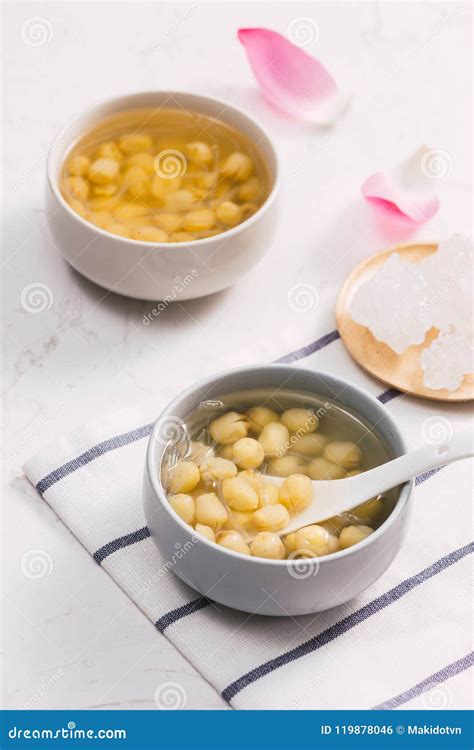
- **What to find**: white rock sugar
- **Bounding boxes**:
[421,330,473,391]
[349,235,473,391]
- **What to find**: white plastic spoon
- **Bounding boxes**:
[263,430,474,535]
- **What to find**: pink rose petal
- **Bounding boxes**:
[361,146,440,223]
[238,27,348,124]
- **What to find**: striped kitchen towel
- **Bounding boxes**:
[23,330,473,710]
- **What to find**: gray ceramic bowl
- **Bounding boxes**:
[143,365,413,616]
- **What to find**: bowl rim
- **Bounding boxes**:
[47,89,280,249]
[146,363,413,568]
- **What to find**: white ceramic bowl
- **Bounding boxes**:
[143,365,413,616]
[46,91,279,301]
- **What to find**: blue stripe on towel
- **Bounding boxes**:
[220,543,473,703]
[36,422,154,496]
[276,329,340,363]
[155,597,211,632]
[372,651,474,710]
[415,466,445,485]
[378,388,402,404]
[94,526,150,564]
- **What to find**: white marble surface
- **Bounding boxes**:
[2,1,472,710]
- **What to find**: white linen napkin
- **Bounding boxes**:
[23,333,473,710]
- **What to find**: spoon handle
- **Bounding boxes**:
[347,428,473,507]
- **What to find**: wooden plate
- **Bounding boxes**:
[336,242,474,402]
